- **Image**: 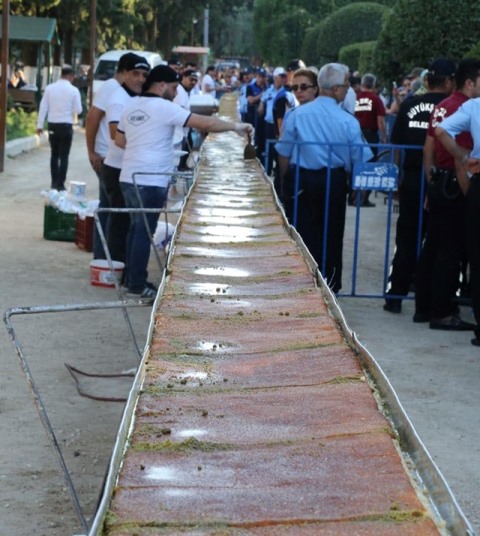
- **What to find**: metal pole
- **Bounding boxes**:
[89,0,96,108]
[0,1,10,173]
[202,5,209,73]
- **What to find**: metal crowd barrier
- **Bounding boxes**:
[264,139,426,299]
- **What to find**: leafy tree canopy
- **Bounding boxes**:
[338,41,376,73]
[374,0,480,82]
[316,2,387,64]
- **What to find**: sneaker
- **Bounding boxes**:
[125,286,157,301]
[429,314,475,331]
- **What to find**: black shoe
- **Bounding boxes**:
[383,299,402,314]
[361,201,376,207]
[472,326,480,346]
[413,312,430,323]
[429,314,475,331]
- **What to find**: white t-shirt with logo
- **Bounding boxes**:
[104,85,132,169]
[117,95,191,187]
[92,78,121,157]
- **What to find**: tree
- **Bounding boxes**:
[338,41,376,72]
[374,0,480,83]
[315,2,387,65]
[253,0,334,65]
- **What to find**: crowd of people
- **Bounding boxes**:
[234,56,480,346]
[36,51,480,346]
[84,54,252,300]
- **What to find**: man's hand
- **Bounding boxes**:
[466,156,480,176]
[89,151,104,172]
[234,122,254,138]
[36,128,43,136]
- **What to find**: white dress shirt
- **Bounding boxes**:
[37,78,82,128]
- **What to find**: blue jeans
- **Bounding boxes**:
[92,164,109,259]
[120,182,167,292]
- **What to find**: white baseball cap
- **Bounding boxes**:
[273,66,286,77]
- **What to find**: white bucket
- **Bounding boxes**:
[90,260,124,287]
[69,181,87,198]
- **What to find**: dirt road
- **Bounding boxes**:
[0,129,478,535]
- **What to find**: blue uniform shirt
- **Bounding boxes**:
[261,86,279,124]
[276,96,373,172]
[239,83,248,114]
[440,98,480,158]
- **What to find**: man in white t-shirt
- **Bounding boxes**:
[173,69,199,169]
[115,65,253,300]
[201,65,217,96]
[101,53,150,264]
[85,52,136,258]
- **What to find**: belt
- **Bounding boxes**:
[299,166,345,173]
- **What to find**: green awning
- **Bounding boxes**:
[0,15,60,44]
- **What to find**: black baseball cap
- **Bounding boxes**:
[118,53,150,72]
[146,65,181,85]
[183,69,199,80]
[287,59,306,72]
[428,58,456,78]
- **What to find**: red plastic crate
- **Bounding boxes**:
[75,215,94,252]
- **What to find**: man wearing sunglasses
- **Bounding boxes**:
[276,63,373,294]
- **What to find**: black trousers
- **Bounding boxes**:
[387,169,427,297]
[102,163,129,264]
[466,176,480,323]
[295,167,348,293]
[48,123,73,190]
[415,178,465,319]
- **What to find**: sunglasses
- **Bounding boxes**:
[291,83,316,91]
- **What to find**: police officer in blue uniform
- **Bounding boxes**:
[276,63,373,293]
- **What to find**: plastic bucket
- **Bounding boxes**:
[69,181,87,198]
[89,260,124,287]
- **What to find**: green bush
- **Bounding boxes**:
[316,2,388,64]
[464,41,480,59]
[339,41,377,72]
[6,108,38,142]
[374,0,480,83]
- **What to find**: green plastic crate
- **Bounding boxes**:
[43,205,76,242]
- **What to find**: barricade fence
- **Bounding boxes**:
[263,139,426,299]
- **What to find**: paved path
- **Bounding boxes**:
[0,129,478,534]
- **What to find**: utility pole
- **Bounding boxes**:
[88,0,96,108]
[202,5,209,74]
[0,1,10,173]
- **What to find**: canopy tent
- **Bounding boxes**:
[0,14,60,87]
[0,15,59,43]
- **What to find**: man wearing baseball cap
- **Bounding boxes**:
[101,53,150,265]
[86,52,147,259]
[115,65,253,300]
[259,66,287,174]
[173,69,199,169]
[384,58,455,316]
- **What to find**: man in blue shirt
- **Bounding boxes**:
[246,68,268,158]
[436,84,480,344]
[276,63,372,293]
[259,66,287,173]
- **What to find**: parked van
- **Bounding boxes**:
[92,50,164,96]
